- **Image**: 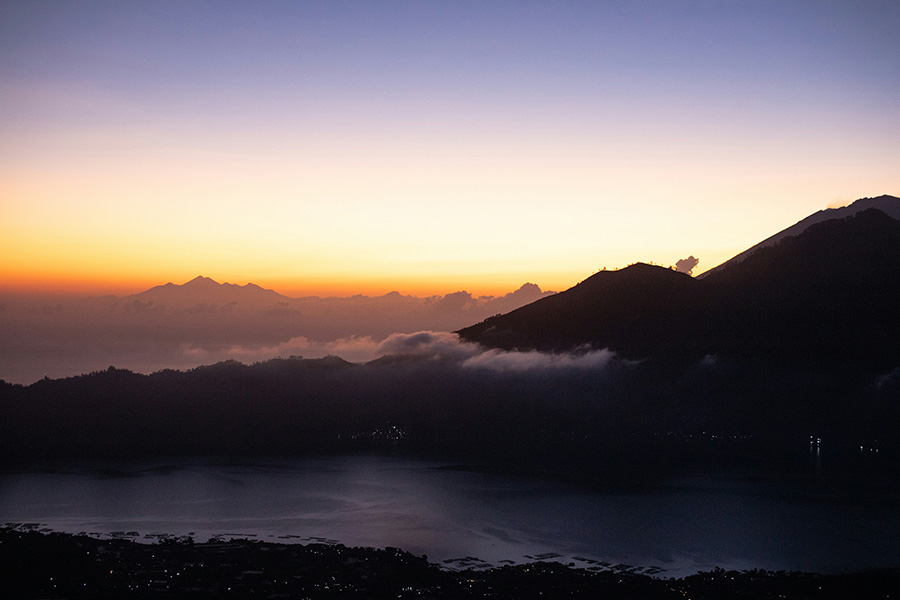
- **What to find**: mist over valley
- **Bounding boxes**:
[0,279,553,385]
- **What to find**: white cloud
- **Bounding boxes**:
[181,335,385,364]
[180,330,618,374]
[376,331,482,361]
[462,347,615,372]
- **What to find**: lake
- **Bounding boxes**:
[1,454,897,577]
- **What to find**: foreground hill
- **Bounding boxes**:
[2,345,898,475]
[701,207,900,368]
[458,207,900,370]
[457,263,712,360]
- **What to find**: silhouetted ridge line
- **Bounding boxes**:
[458,263,712,360]
[3,196,900,471]
[699,194,900,278]
[458,207,900,367]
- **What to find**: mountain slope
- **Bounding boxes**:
[458,207,900,368]
[457,263,714,360]
[699,194,900,278]
[702,208,900,366]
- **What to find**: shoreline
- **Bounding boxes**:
[2,525,899,599]
[3,522,674,577]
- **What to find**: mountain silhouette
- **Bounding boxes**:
[131,276,290,309]
[458,203,900,370]
[457,263,712,360]
[699,194,900,278]
[701,207,900,367]
[4,200,900,468]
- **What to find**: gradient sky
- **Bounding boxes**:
[2,0,898,297]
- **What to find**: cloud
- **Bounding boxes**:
[183,330,620,374]
[181,344,211,358]
[426,291,478,315]
[181,335,386,364]
[699,354,719,366]
[373,331,616,372]
[0,282,558,383]
[376,331,482,361]
[462,347,615,372]
[480,283,552,315]
[675,255,699,275]
[423,285,553,321]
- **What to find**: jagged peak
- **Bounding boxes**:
[184,275,220,286]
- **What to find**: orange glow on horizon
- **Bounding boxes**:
[0,268,575,299]
[2,2,899,309]
[0,249,740,299]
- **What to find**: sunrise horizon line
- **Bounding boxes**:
[0,259,709,301]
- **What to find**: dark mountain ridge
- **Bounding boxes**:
[702,207,900,366]
[456,263,713,360]
[3,197,899,473]
[3,345,898,475]
[699,194,900,277]
[458,207,900,370]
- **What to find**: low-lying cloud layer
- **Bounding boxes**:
[376,331,616,372]
[184,335,385,365]
[0,282,555,384]
[185,330,617,374]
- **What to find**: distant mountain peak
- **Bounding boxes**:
[184,275,221,287]
[131,276,288,307]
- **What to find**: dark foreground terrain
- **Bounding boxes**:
[2,526,897,599]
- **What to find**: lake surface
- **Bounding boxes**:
[1,454,898,577]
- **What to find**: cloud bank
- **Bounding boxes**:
[183,330,618,374]
[0,283,555,384]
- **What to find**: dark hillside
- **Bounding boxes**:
[3,204,899,473]
[700,194,900,277]
[457,263,715,361]
[702,208,900,368]
[460,209,900,369]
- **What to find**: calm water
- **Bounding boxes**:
[1,454,897,577]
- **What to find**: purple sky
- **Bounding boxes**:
[1,1,898,296]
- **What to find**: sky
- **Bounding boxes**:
[1,0,898,297]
